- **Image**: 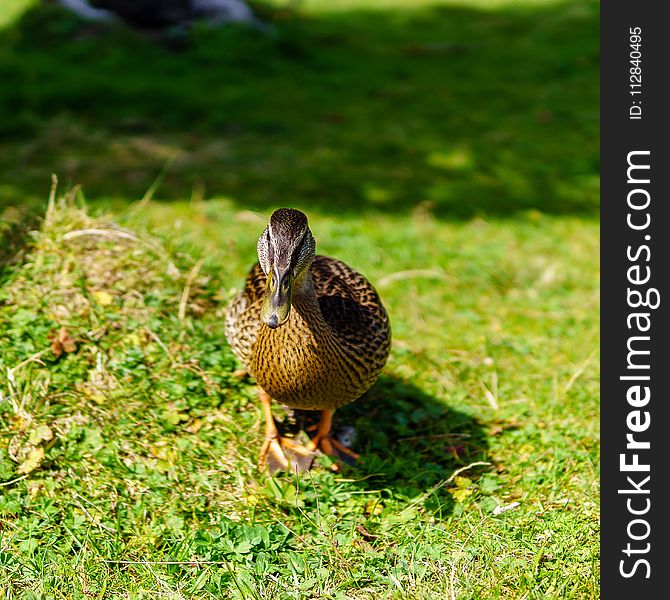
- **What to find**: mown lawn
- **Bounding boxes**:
[0,0,599,598]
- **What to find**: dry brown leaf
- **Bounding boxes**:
[49,327,77,357]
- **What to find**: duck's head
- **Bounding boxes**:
[258,208,316,329]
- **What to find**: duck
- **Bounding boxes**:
[225,208,391,473]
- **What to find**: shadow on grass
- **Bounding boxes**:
[0,0,599,218]
[287,374,489,510]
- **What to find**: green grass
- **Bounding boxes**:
[0,0,598,218]
[1,197,598,598]
[0,0,599,597]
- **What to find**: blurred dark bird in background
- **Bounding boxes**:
[56,0,258,30]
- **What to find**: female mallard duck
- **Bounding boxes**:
[225,208,391,473]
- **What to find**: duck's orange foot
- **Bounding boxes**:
[307,433,360,472]
[258,435,317,474]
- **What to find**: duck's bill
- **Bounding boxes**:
[261,267,293,328]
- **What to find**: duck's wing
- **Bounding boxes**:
[312,255,391,368]
[225,262,266,368]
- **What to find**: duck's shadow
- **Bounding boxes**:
[284,374,491,502]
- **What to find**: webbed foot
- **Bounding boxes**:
[257,390,359,474]
[259,435,317,474]
[307,411,360,472]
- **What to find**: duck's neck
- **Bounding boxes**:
[292,272,334,341]
[291,271,323,325]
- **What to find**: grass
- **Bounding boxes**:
[0,0,598,218]
[1,197,598,598]
[0,0,599,597]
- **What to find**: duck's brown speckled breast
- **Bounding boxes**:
[226,256,391,411]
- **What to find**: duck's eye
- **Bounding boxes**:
[281,278,290,291]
